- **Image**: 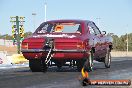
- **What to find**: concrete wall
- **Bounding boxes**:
[111,51,132,57]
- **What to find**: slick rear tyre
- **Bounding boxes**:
[104,49,111,68]
[84,50,94,72]
[29,59,42,72]
[76,50,94,72]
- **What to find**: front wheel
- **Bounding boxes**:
[104,49,111,68]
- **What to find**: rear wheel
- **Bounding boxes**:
[104,49,111,68]
[29,59,47,72]
[76,50,94,72]
[29,59,42,72]
[84,50,94,72]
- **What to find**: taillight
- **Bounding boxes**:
[77,42,85,49]
[21,43,28,49]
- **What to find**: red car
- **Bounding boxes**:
[21,20,113,72]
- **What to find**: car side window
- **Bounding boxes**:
[94,27,101,35]
[88,26,95,34]
[88,22,101,35]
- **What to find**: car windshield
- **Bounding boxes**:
[35,22,82,34]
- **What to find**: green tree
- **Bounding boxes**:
[0,32,33,40]
[112,33,132,51]
[24,31,33,38]
[0,34,12,40]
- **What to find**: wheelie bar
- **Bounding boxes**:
[45,47,54,65]
[41,47,54,72]
[44,38,54,65]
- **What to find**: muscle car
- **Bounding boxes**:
[21,20,113,72]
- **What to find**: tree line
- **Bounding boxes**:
[0,32,32,40]
[0,32,132,51]
[112,33,132,51]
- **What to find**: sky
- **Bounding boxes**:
[0,0,132,36]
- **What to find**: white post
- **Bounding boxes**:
[4,36,6,46]
[126,25,128,56]
[32,13,36,30]
[44,3,47,22]
[126,33,128,56]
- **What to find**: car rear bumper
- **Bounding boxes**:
[21,49,87,53]
[21,49,89,60]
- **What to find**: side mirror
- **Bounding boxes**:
[102,31,106,35]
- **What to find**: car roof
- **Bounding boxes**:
[46,19,93,23]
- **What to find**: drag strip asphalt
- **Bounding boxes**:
[0,57,131,88]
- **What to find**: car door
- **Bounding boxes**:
[88,22,104,58]
[100,32,108,58]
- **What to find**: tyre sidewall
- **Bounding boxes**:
[84,50,94,71]
[105,49,111,68]
[29,59,42,72]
